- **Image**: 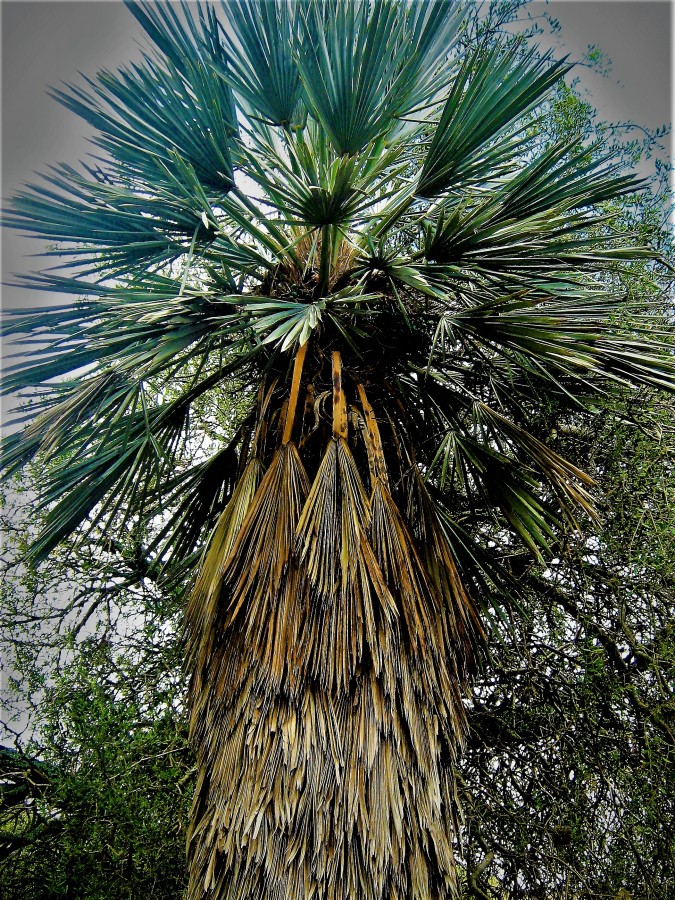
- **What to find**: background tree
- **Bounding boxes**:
[2,1,673,898]
[0,652,191,900]
[1,485,192,900]
[460,390,675,899]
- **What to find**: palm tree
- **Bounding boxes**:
[3,1,673,897]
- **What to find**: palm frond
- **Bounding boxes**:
[294,0,463,158]
[422,140,647,277]
[443,292,675,394]
[52,72,234,196]
[186,455,263,682]
[428,431,542,554]
[1,285,248,405]
[408,471,485,661]
[3,160,218,278]
[215,0,303,127]
[296,436,397,691]
[473,402,596,527]
[418,44,571,198]
[144,442,242,576]
[25,397,188,562]
[295,0,410,155]
[221,441,309,632]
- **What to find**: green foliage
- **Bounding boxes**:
[459,390,675,898]
[0,488,192,900]
[1,655,192,900]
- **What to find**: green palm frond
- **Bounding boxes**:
[124,0,219,73]
[26,397,188,561]
[418,43,572,197]
[443,292,675,393]
[422,141,646,273]
[237,288,377,351]
[4,164,199,276]
[52,50,237,192]
[2,283,245,400]
[296,0,424,155]
[247,151,371,226]
[473,402,596,526]
[430,429,560,557]
[214,0,303,127]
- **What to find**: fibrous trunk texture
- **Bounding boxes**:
[185,350,483,899]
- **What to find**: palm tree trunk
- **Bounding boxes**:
[185,348,483,899]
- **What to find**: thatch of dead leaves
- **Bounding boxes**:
[185,349,483,898]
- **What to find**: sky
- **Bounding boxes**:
[525,1,671,132]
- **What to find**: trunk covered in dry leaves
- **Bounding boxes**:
[185,346,483,899]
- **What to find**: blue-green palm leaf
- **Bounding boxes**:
[215,0,303,127]
[55,1,237,191]
[418,43,572,197]
[295,0,463,155]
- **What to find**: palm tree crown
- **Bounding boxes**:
[3,1,673,897]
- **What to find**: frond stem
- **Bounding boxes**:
[319,225,332,294]
[282,342,308,445]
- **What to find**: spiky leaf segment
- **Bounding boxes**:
[2,1,674,898]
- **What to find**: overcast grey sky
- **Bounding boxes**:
[530,1,671,132]
[1,0,672,312]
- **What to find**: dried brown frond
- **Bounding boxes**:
[409,470,486,671]
[270,228,357,294]
[185,368,484,900]
[185,456,263,683]
[187,658,463,899]
[223,442,310,632]
[295,437,398,693]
